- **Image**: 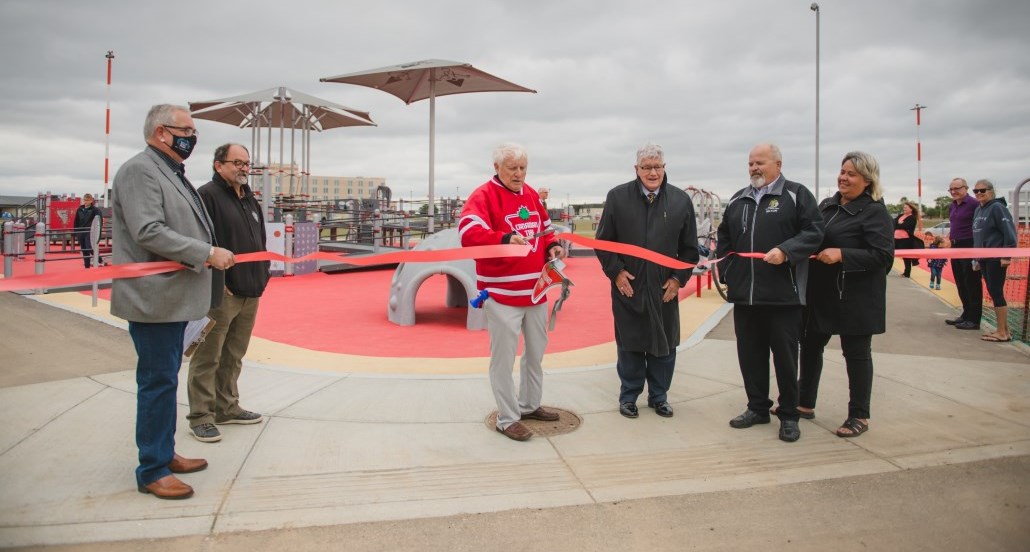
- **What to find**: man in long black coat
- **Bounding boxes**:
[596,143,698,419]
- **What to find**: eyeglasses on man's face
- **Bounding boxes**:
[972,188,989,194]
[637,165,665,173]
[948,186,966,192]
[162,125,198,137]
[220,159,251,169]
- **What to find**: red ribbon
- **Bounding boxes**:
[1,232,1025,293]
[0,244,527,292]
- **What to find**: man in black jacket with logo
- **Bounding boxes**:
[187,143,270,443]
[716,143,824,442]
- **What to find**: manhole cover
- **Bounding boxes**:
[484,407,581,437]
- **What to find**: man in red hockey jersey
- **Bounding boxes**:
[458,143,566,441]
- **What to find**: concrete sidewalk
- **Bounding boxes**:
[1,272,1028,550]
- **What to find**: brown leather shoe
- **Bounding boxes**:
[168,453,208,474]
[496,421,532,441]
[521,407,560,422]
[138,475,194,500]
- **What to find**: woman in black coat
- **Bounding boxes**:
[893,201,919,277]
[796,152,894,438]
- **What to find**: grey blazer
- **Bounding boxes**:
[110,147,216,323]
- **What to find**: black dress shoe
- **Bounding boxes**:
[729,409,771,428]
[779,420,801,442]
[954,321,980,330]
[619,402,639,418]
[945,317,964,326]
[648,401,674,418]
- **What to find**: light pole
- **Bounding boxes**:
[911,103,927,232]
[810,3,820,200]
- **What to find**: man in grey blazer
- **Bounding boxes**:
[111,104,235,500]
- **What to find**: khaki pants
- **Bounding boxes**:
[485,301,548,430]
[187,294,260,427]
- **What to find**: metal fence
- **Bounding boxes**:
[981,223,1029,343]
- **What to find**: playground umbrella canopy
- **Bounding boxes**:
[320,59,537,232]
[189,86,376,215]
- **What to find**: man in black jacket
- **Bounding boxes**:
[716,143,824,442]
[596,143,698,419]
[73,193,102,268]
[187,143,270,443]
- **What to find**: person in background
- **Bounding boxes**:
[595,143,698,420]
[717,143,824,443]
[946,178,983,330]
[73,193,103,268]
[971,179,1018,343]
[538,187,549,211]
[458,143,565,441]
[893,201,919,277]
[926,233,947,291]
[797,151,894,438]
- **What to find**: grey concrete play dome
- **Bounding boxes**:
[387,228,485,330]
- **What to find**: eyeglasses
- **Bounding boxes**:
[220,159,251,169]
[948,186,966,192]
[972,188,990,194]
[162,125,198,137]
[638,165,665,172]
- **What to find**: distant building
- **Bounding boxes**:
[263,163,385,202]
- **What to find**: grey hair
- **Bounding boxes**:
[975,179,994,191]
[492,143,528,165]
[841,151,882,201]
[951,177,967,187]
[143,104,188,140]
[635,142,664,164]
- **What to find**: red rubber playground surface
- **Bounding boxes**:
[5,252,624,358]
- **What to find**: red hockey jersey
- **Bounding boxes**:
[458,177,557,307]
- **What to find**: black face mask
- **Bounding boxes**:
[169,134,198,160]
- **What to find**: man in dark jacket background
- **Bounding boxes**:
[73,193,102,268]
[187,143,270,443]
[596,143,698,419]
[716,143,824,442]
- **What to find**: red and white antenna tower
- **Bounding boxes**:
[910,103,926,232]
[102,50,115,207]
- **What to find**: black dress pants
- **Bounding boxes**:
[950,238,983,323]
[732,304,802,421]
[799,330,873,419]
[77,232,93,268]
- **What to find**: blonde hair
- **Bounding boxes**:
[841,151,882,201]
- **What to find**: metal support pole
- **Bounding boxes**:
[373,209,382,254]
[284,213,295,277]
[2,221,12,278]
[34,222,45,294]
[90,216,101,307]
[811,3,820,200]
[427,72,436,234]
[402,215,410,250]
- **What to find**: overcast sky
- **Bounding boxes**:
[1,0,1028,209]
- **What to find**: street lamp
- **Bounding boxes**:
[811,3,820,199]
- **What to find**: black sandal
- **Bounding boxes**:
[836,417,868,438]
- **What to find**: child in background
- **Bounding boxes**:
[927,232,947,290]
